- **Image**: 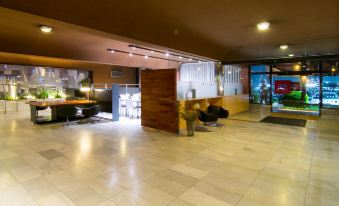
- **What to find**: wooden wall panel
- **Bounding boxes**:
[141,69,177,133]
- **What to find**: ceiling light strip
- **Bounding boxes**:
[107,48,193,63]
[128,45,212,62]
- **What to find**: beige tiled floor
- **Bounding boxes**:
[0,103,339,205]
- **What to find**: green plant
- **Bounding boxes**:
[181,101,198,121]
[38,89,49,99]
[282,91,302,101]
[55,90,63,98]
[80,78,92,88]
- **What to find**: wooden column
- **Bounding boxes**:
[141,69,177,133]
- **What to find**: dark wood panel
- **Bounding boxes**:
[141,69,177,133]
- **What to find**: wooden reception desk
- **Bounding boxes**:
[177,95,249,130]
[28,100,96,124]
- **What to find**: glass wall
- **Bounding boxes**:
[322,60,339,108]
[249,65,271,104]
[0,64,89,100]
[246,58,338,116]
[272,74,320,115]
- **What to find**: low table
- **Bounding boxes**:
[28,100,96,124]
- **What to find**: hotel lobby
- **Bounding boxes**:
[0,1,339,206]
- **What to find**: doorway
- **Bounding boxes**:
[271,73,320,116]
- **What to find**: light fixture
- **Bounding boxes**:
[150,50,154,53]
[331,67,336,72]
[144,55,148,59]
[288,54,294,57]
[132,46,136,50]
[189,58,192,61]
[257,22,270,31]
[294,65,301,70]
[165,52,170,57]
[280,44,288,50]
[110,50,115,53]
[178,56,183,59]
[129,53,133,56]
[198,61,202,63]
[40,25,52,33]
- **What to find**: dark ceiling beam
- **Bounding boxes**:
[222,54,339,65]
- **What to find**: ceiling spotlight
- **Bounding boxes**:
[189,58,192,61]
[110,50,115,53]
[288,54,294,57]
[144,55,149,59]
[132,46,136,50]
[150,51,154,53]
[198,61,202,63]
[165,52,170,57]
[129,53,133,56]
[280,44,288,50]
[294,65,301,70]
[257,22,270,31]
[178,56,183,59]
[40,25,52,33]
[331,67,336,72]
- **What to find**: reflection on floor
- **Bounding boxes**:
[0,102,339,206]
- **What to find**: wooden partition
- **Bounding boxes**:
[141,69,177,132]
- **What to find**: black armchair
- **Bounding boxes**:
[82,105,101,118]
[57,105,78,126]
[208,105,229,118]
[198,110,218,125]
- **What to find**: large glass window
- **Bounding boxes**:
[322,60,339,108]
[271,74,320,115]
[250,73,271,104]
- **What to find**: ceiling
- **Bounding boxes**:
[0,7,200,69]
[0,0,338,62]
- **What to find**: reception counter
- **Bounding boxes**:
[177,95,249,130]
[28,100,96,124]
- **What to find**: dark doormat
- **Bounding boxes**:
[260,116,307,127]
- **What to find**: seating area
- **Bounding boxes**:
[119,93,141,118]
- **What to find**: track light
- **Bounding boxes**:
[40,25,52,33]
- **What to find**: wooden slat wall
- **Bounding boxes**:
[141,69,177,133]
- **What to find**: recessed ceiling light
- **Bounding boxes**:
[129,53,133,56]
[165,52,170,57]
[144,55,148,59]
[132,46,136,50]
[257,22,270,31]
[189,58,192,61]
[150,51,154,53]
[110,50,115,53]
[40,25,52,33]
[288,54,294,57]
[280,44,288,50]
[198,61,202,63]
[178,56,183,59]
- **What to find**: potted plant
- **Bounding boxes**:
[181,101,199,136]
[37,88,49,100]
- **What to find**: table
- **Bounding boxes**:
[28,100,96,124]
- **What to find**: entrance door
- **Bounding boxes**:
[272,74,320,115]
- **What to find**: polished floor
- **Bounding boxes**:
[0,102,339,206]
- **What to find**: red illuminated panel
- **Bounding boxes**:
[275,80,291,94]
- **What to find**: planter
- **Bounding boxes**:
[186,120,195,137]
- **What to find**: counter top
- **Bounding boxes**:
[28,100,96,107]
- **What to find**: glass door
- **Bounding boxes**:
[272,74,320,115]
[249,65,271,105]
